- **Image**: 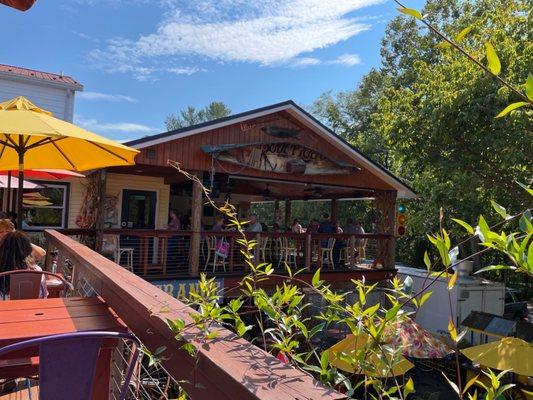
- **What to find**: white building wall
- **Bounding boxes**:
[0,77,76,122]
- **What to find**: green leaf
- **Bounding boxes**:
[491,200,509,219]
[517,182,533,196]
[452,218,474,235]
[526,73,533,101]
[397,7,423,20]
[474,265,514,274]
[403,377,416,398]
[423,251,431,271]
[455,25,473,42]
[385,304,401,321]
[485,42,501,75]
[496,101,529,118]
[419,291,433,307]
[312,268,321,287]
[320,350,329,371]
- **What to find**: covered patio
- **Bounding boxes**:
[61,100,415,290]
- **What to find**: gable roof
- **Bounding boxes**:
[126,100,416,198]
[0,63,83,90]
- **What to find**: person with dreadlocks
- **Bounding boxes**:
[0,230,47,299]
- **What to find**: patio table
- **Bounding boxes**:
[0,297,127,399]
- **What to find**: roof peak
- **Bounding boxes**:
[0,63,83,89]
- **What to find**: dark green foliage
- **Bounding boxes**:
[311,0,532,268]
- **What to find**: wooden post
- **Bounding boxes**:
[284,200,291,230]
[349,235,356,269]
[305,234,311,270]
[331,199,338,224]
[254,233,261,266]
[189,171,203,277]
[374,190,397,269]
[94,169,107,253]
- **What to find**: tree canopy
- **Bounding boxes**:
[312,0,532,266]
[165,101,231,130]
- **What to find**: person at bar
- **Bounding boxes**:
[0,219,46,262]
[291,219,303,233]
[246,214,263,232]
[211,216,225,232]
[0,230,48,299]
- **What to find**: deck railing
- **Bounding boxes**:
[43,229,344,400]
[54,229,393,279]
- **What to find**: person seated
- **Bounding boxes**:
[212,216,225,232]
[0,231,48,299]
[306,218,320,234]
[246,214,263,232]
[0,219,46,262]
[291,219,303,233]
[167,209,181,230]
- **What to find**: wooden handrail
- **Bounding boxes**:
[44,229,344,400]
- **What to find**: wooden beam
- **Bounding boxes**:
[189,171,203,277]
[331,199,338,224]
[94,169,107,253]
[374,190,397,269]
[44,230,344,400]
[284,200,291,230]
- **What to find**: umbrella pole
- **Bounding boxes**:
[17,144,24,229]
[6,171,11,213]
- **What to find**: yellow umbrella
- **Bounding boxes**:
[327,333,414,378]
[0,96,139,226]
[461,337,533,377]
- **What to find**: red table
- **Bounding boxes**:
[0,297,127,400]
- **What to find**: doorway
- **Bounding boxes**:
[121,189,157,229]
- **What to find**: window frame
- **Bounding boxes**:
[22,181,70,231]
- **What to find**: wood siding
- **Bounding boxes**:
[134,111,394,191]
[65,173,170,229]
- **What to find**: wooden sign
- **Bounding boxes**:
[202,142,358,175]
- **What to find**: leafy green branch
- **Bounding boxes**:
[394,0,532,117]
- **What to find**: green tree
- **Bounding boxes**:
[312,0,532,267]
[165,101,231,130]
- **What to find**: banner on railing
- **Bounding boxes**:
[150,277,225,303]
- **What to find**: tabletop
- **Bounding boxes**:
[0,297,127,346]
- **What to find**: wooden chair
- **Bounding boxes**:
[259,236,271,263]
[0,270,72,300]
[320,238,336,269]
[103,235,134,272]
[357,239,368,262]
[204,236,227,273]
[278,237,297,268]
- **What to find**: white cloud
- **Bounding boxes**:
[78,91,137,103]
[330,53,362,66]
[89,0,383,78]
[291,57,321,68]
[74,115,159,139]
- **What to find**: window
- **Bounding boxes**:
[23,183,69,230]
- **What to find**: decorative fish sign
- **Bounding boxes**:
[202,142,359,175]
[261,126,300,138]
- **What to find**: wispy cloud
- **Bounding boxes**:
[330,53,362,66]
[78,91,137,103]
[88,0,383,78]
[290,53,362,68]
[74,114,159,139]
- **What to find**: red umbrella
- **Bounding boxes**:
[0,169,84,180]
[1,169,84,213]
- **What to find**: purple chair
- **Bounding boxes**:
[0,269,73,300]
[0,331,140,400]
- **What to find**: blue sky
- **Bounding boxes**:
[1,0,424,142]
